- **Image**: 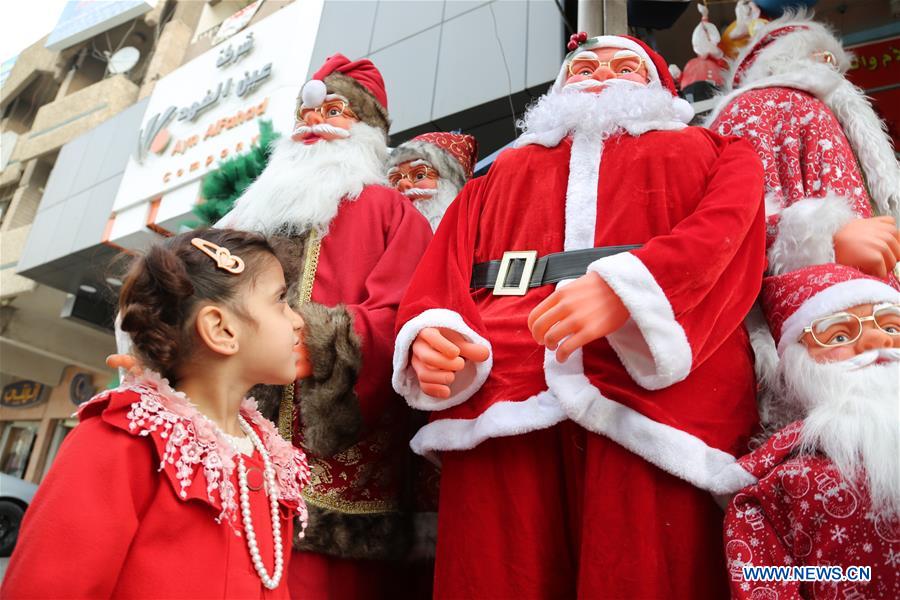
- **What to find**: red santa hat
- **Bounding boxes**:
[761,263,900,356]
[299,53,390,135]
[552,32,694,124]
[388,132,478,191]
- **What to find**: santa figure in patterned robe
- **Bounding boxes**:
[722,263,900,599]
[221,54,432,599]
[387,131,478,232]
[707,12,900,278]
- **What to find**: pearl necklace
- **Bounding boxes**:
[234,415,284,590]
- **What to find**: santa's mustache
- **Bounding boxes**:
[292,123,351,139]
[403,188,436,199]
[841,347,900,370]
[563,77,644,93]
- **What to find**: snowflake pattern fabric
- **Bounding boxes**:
[710,87,872,247]
[725,422,900,599]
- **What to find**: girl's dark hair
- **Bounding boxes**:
[118,228,280,382]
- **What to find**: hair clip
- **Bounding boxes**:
[191,238,245,274]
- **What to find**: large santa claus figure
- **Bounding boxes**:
[707,13,900,278]
[386,131,478,231]
[392,32,767,597]
[221,54,432,599]
[722,263,899,599]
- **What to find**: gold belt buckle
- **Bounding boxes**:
[493,250,538,296]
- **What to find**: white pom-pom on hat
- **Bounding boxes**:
[672,97,694,124]
[301,79,327,108]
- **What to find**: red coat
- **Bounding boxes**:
[392,126,766,494]
[709,87,873,274]
[724,421,900,599]
[1,373,309,599]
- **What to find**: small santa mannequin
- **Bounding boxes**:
[678,3,728,100]
[707,13,900,278]
[722,263,899,599]
[387,132,478,231]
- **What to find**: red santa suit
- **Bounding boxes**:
[707,15,900,276]
[221,55,433,599]
[393,35,766,598]
[719,263,900,599]
[725,422,900,600]
[1,372,309,599]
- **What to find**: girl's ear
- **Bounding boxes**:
[195,305,240,356]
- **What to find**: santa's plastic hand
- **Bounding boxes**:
[527,272,630,363]
[411,327,490,399]
[833,216,900,278]
[106,354,142,375]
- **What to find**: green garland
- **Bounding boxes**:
[193,119,280,226]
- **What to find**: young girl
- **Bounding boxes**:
[1,229,310,598]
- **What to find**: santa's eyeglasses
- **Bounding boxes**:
[802,304,900,347]
[387,163,439,187]
[567,53,645,78]
[297,98,357,122]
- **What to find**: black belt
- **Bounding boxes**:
[471,245,641,296]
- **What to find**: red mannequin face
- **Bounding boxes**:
[563,47,651,92]
[388,160,440,196]
[799,303,900,363]
[292,96,359,144]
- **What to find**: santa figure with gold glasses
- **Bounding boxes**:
[221,54,432,599]
[721,263,899,599]
[387,132,478,231]
[392,32,767,597]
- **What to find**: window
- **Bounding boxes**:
[41,419,78,479]
[0,421,40,479]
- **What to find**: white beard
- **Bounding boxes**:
[779,345,900,517]
[515,80,688,149]
[219,122,388,236]
[404,178,458,232]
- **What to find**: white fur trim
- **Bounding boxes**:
[392,309,493,411]
[545,347,756,494]
[672,97,695,124]
[409,391,566,456]
[767,193,857,275]
[827,80,900,221]
[301,79,327,108]
[778,279,900,355]
[588,252,692,390]
[565,131,603,251]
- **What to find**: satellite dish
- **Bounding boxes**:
[108,47,140,74]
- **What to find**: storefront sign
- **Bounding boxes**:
[114,0,323,215]
[1,381,47,409]
[846,36,900,152]
[69,373,96,406]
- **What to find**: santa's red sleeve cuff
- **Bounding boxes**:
[392,308,493,411]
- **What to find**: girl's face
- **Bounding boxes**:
[235,256,305,385]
